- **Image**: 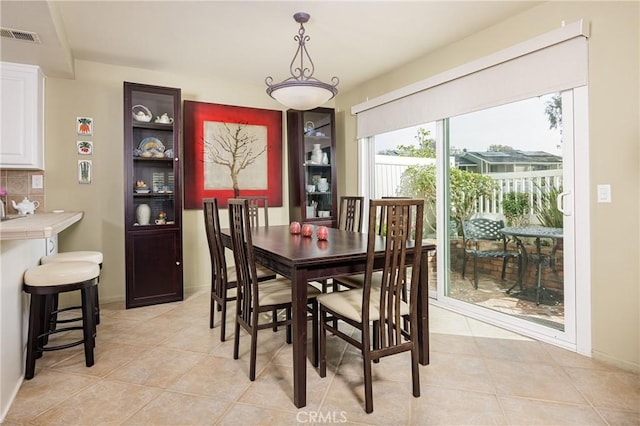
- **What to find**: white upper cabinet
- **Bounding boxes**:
[1,62,44,170]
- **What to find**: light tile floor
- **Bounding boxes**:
[5,289,639,425]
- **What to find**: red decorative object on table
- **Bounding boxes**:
[316,226,328,241]
[301,224,313,237]
[290,221,301,234]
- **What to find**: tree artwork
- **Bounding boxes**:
[202,122,268,197]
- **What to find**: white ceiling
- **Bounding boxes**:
[1,1,540,93]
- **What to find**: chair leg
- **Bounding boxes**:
[372,321,380,364]
[363,349,374,414]
[411,345,420,398]
[25,294,45,380]
[233,317,241,360]
[311,300,319,368]
[272,308,278,332]
[94,284,101,325]
[220,297,227,342]
[209,294,215,329]
[249,326,258,381]
[473,255,479,289]
[80,286,95,368]
[319,307,327,378]
[462,252,467,278]
[501,257,508,281]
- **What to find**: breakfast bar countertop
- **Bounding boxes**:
[0,211,84,240]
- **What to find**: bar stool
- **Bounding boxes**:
[40,251,103,326]
[23,261,99,379]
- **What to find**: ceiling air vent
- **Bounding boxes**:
[1,27,41,43]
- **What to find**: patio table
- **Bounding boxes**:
[220,225,435,408]
[500,226,563,305]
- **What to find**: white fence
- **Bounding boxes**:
[374,155,563,219]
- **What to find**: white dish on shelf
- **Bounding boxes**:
[138,137,165,155]
[135,189,150,194]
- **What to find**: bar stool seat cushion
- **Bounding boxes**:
[41,251,103,265]
[24,262,100,288]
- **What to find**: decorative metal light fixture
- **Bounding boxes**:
[265,12,339,111]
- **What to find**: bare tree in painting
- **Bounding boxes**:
[203,122,267,196]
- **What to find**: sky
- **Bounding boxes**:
[374,94,563,156]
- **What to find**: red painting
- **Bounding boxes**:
[183,101,283,209]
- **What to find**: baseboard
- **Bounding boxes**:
[1,374,24,423]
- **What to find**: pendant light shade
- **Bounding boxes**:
[265,12,339,110]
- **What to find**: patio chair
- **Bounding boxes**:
[461,218,521,289]
[317,198,424,413]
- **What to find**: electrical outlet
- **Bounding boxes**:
[32,175,43,189]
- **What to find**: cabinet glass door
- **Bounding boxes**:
[302,110,333,221]
[126,88,180,230]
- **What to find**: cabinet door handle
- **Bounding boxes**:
[174,158,179,162]
[176,261,181,266]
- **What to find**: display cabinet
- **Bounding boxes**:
[123,82,183,308]
[287,108,337,227]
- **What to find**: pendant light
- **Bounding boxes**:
[265,12,339,111]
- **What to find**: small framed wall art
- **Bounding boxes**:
[78,159,92,184]
[77,117,93,136]
[77,140,93,155]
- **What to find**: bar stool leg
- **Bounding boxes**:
[81,286,95,367]
[25,294,45,380]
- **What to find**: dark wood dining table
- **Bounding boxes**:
[220,224,436,408]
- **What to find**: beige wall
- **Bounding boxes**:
[44,61,304,306]
[336,2,639,371]
[43,1,638,371]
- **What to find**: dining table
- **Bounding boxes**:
[500,226,563,305]
[220,224,436,408]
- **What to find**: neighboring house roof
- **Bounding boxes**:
[462,150,562,165]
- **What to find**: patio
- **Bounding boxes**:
[425,245,565,330]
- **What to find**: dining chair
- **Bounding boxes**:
[228,198,321,381]
[322,196,365,294]
[317,198,424,413]
[337,196,364,233]
[461,218,521,289]
[203,198,277,341]
[245,196,269,228]
[333,197,410,290]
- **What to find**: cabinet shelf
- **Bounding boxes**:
[132,122,175,130]
[132,193,174,198]
[133,157,174,162]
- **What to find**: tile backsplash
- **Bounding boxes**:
[0,169,45,214]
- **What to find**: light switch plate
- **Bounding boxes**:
[32,175,43,189]
[597,184,611,203]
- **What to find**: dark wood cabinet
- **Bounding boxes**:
[124,82,183,308]
[287,108,337,227]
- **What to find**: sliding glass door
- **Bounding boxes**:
[361,89,586,349]
[439,92,576,344]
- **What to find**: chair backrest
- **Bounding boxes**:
[245,196,269,228]
[462,218,506,244]
[338,196,364,232]
[228,198,259,326]
[203,198,229,297]
[363,198,424,348]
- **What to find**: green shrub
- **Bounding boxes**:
[534,182,564,228]
[502,192,530,226]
